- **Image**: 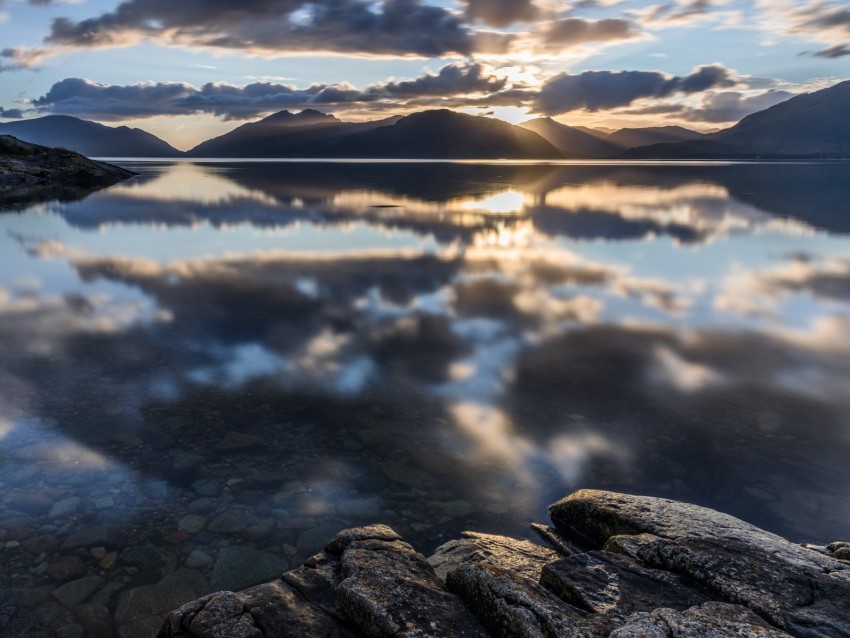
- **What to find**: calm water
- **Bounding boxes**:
[2,161,850,636]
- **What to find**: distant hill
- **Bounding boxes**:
[0,115,182,157]
[608,126,704,150]
[326,110,563,159]
[519,118,621,158]
[627,81,850,158]
[187,109,401,157]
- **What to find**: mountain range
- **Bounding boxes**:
[1,80,848,159]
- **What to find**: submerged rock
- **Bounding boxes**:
[160,490,850,637]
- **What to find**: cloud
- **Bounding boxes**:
[0,107,24,118]
[637,0,733,27]
[759,1,850,58]
[31,62,514,120]
[539,17,640,52]
[812,44,850,58]
[44,0,475,58]
[463,0,539,27]
[0,46,49,72]
[683,89,794,123]
[535,65,736,115]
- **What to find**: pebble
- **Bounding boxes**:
[185,550,213,569]
[48,497,81,520]
[177,515,207,535]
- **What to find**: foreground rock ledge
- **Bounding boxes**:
[159,490,850,638]
[0,135,134,208]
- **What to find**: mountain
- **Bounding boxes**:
[187,109,401,157]
[326,110,563,159]
[627,81,850,158]
[0,115,182,157]
[519,118,621,158]
[607,126,704,150]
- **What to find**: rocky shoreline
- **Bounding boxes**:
[157,489,850,638]
[0,135,134,208]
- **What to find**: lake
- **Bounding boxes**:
[2,160,850,636]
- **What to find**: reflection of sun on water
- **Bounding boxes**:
[461,190,526,214]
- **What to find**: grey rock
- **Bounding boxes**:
[609,602,791,637]
[541,550,710,628]
[21,534,59,556]
[61,525,119,550]
[530,524,583,557]
[179,515,207,535]
[189,498,215,515]
[325,524,402,555]
[47,555,88,582]
[338,535,488,637]
[429,531,560,583]
[48,497,81,520]
[186,550,214,569]
[216,432,263,452]
[158,591,262,638]
[116,569,207,638]
[240,580,357,638]
[192,479,224,497]
[552,490,850,638]
[281,551,347,622]
[173,453,205,471]
[211,546,288,592]
[120,545,170,570]
[208,511,248,534]
[51,575,103,607]
[446,558,587,637]
[7,493,54,516]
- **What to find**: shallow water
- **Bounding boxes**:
[1,161,850,636]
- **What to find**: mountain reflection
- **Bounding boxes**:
[1,162,850,624]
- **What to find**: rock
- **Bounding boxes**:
[530,524,583,556]
[120,545,170,571]
[192,479,224,497]
[208,512,248,534]
[337,533,488,637]
[158,591,262,638]
[47,555,88,582]
[541,550,710,631]
[51,575,103,607]
[429,531,560,583]
[22,534,59,556]
[178,515,207,535]
[241,580,357,638]
[216,432,263,452]
[115,569,207,638]
[189,498,216,515]
[551,490,850,638]
[61,525,119,550]
[8,493,54,516]
[211,547,288,592]
[172,453,205,471]
[48,497,81,520]
[186,550,214,569]
[610,601,792,637]
[299,524,352,556]
[446,557,587,637]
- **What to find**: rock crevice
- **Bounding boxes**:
[159,490,850,638]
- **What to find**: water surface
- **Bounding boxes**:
[1,161,850,635]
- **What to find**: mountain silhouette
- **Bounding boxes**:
[0,115,182,157]
[608,126,704,150]
[519,118,621,158]
[325,110,563,159]
[627,81,850,158]
[188,109,401,157]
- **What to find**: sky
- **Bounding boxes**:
[1,0,849,150]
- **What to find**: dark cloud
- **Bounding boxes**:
[683,90,794,123]
[0,107,24,119]
[535,65,736,115]
[44,0,474,57]
[541,18,639,51]
[813,44,850,58]
[641,0,720,25]
[33,63,506,120]
[463,0,539,27]
[0,47,48,72]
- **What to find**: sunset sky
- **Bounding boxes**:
[1,0,849,149]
